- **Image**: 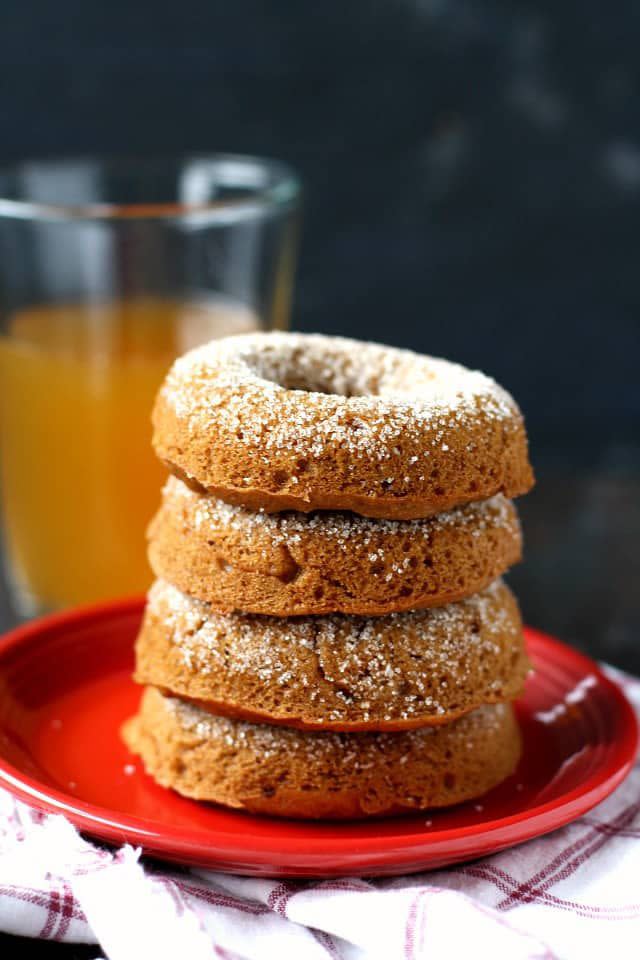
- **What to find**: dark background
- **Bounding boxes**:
[0,3,637,652]
[0,3,638,955]
[0,1,638,663]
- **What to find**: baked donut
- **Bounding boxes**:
[123,688,522,819]
[149,478,522,616]
[134,579,529,731]
[153,332,534,520]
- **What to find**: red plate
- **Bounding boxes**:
[0,599,636,877]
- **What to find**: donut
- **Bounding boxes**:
[153,332,534,520]
[149,478,521,616]
[134,579,529,732]
[123,688,522,819]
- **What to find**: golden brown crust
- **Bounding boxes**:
[134,579,529,732]
[123,688,522,819]
[152,332,534,520]
[148,479,522,616]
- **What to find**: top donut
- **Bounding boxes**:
[153,332,534,520]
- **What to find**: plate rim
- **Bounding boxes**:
[0,598,637,870]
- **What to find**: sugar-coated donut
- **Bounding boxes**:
[134,578,529,732]
[123,688,521,819]
[149,478,522,615]
[153,332,534,520]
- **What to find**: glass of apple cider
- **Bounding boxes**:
[0,156,300,614]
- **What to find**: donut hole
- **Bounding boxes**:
[289,379,356,396]
[252,344,384,397]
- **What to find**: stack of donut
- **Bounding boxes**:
[123,332,535,819]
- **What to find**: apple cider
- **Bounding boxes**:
[0,298,258,610]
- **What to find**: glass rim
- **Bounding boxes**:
[0,153,301,223]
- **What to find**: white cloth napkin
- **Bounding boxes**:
[1,668,638,960]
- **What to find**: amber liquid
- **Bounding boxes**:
[0,298,259,611]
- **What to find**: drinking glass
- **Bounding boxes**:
[0,155,300,614]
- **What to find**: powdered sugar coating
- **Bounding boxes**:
[164,474,516,546]
[165,692,511,758]
[140,578,528,727]
[149,479,522,616]
[161,332,518,462]
[153,332,533,519]
[126,687,521,816]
